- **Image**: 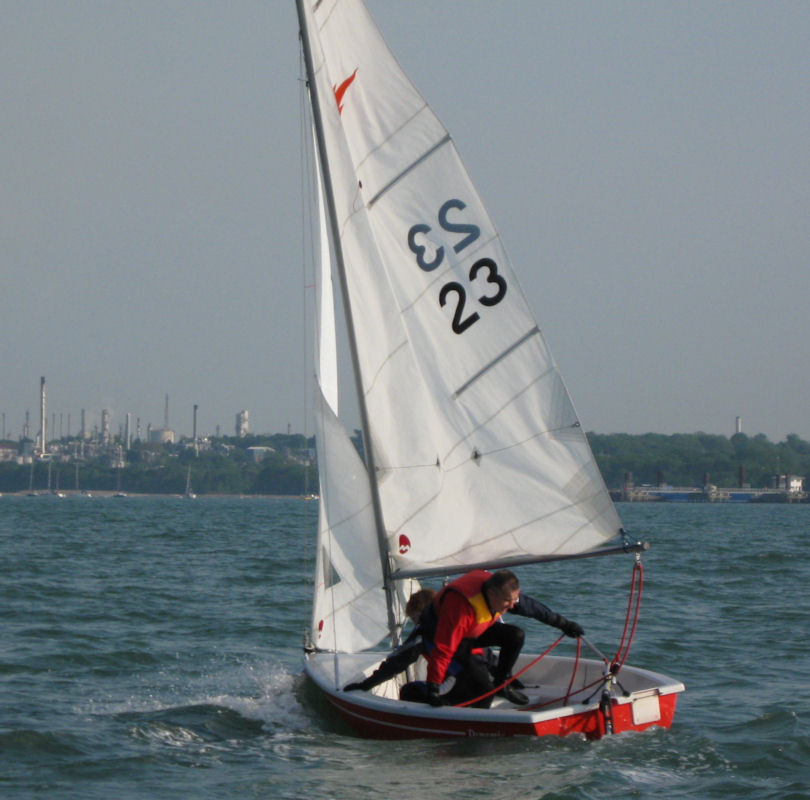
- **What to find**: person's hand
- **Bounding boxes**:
[560,618,584,638]
[343,677,373,691]
[426,682,443,706]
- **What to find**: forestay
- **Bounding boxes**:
[303,0,622,651]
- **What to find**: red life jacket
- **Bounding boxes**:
[434,569,499,640]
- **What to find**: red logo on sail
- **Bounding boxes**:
[333,69,357,114]
[318,619,324,637]
[398,535,411,554]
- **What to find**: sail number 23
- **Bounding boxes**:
[407,198,507,334]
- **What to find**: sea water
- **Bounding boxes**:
[1,495,808,799]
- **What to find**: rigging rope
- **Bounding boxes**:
[452,635,564,708]
[452,556,644,711]
[612,558,643,670]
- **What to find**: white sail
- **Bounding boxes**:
[313,129,338,413]
[310,119,389,651]
[311,386,389,652]
[302,0,621,583]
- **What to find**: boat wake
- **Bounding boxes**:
[124,703,266,750]
[92,658,323,756]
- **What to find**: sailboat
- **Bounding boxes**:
[184,466,196,499]
[297,0,684,739]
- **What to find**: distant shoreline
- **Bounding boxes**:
[4,489,806,505]
[1,490,318,500]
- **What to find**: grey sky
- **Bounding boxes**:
[2,2,808,442]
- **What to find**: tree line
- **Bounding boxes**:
[588,431,810,489]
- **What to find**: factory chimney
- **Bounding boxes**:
[735,416,742,435]
[39,377,47,456]
[164,394,169,429]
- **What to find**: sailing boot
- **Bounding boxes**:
[495,673,529,705]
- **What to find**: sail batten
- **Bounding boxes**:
[453,326,541,398]
[367,134,452,208]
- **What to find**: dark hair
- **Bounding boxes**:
[487,570,519,591]
[405,588,436,620]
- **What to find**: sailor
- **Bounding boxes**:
[343,588,435,693]
[418,569,584,707]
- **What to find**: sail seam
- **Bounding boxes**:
[492,488,608,545]
[362,340,408,400]
[443,362,556,466]
[378,460,440,472]
[379,418,575,475]
[453,327,541,399]
[367,134,451,208]
[474,421,581,461]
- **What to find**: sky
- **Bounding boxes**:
[2,1,809,443]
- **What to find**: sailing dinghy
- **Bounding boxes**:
[297,0,684,739]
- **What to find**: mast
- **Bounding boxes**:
[296,0,398,642]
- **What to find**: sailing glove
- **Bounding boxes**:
[426,682,444,706]
[559,618,584,638]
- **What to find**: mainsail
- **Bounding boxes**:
[302,0,622,651]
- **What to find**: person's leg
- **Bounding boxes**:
[399,681,428,702]
[473,624,529,705]
[475,623,524,681]
[442,655,494,708]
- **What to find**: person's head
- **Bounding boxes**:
[484,570,520,614]
[405,588,435,623]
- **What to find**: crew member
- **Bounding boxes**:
[343,588,435,693]
[419,569,584,707]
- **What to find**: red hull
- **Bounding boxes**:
[306,652,683,741]
[323,687,679,740]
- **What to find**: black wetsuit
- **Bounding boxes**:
[418,590,576,707]
[356,627,425,690]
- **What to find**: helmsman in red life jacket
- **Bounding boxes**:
[419,569,584,707]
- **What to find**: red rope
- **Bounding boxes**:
[563,635,582,705]
[451,635,564,708]
[612,561,635,659]
[521,559,644,712]
[612,560,643,670]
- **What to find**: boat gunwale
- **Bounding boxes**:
[303,651,685,727]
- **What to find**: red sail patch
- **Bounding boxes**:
[398,534,411,554]
[333,69,358,114]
